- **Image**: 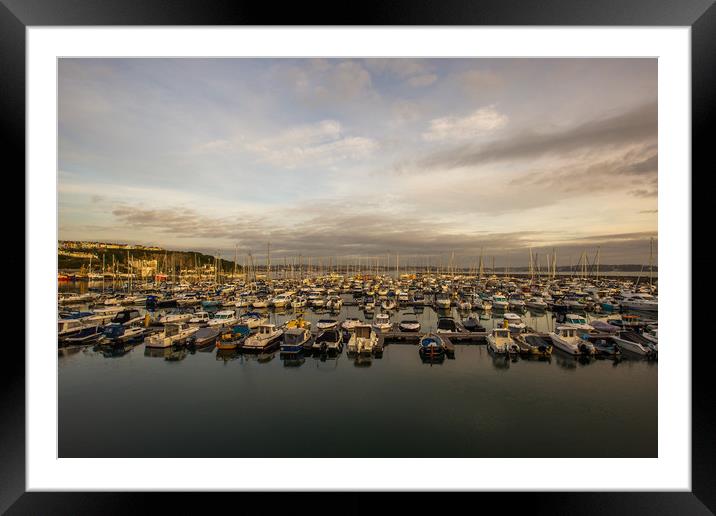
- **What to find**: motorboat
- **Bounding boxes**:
[341,318,362,331]
[486,326,518,354]
[381,298,397,311]
[58,319,102,345]
[503,313,526,334]
[251,297,270,309]
[514,333,552,356]
[619,292,657,313]
[207,310,239,327]
[434,292,452,310]
[461,316,486,332]
[347,324,376,355]
[491,294,509,311]
[591,337,621,357]
[243,324,284,352]
[281,328,312,353]
[589,319,620,333]
[316,319,339,330]
[145,322,198,349]
[457,299,472,311]
[326,296,344,311]
[98,323,145,345]
[157,311,192,324]
[238,312,268,329]
[525,297,548,311]
[285,316,311,330]
[562,313,593,332]
[187,326,222,349]
[418,333,445,359]
[436,316,458,333]
[398,319,421,332]
[508,294,526,311]
[271,292,293,308]
[612,331,657,356]
[313,328,343,353]
[188,311,211,325]
[372,313,392,332]
[216,325,250,351]
[111,308,144,327]
[549,326,595,356]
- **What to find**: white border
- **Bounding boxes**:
[27,27,690,491]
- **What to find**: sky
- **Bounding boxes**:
[58,58,658,266]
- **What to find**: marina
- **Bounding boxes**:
[59,270,658,458]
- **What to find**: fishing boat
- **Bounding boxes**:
[514,333,552,356]
[316,319,339,330]
[347,324,376,355]
[145,322,198,349]
[436,316,458,333]
[548,326,595,356]
[612,331,657,356]
[242,324,284,352]
[418,333,445,359]
[503,313,526,334]
[486,325,518,354]
[372,313,392,332]
[216,325,250,351]
[187,326,222,349]
[281,328,312,353]
[398,319,421,332]
[313,328,343,353]
[207,310,238,327]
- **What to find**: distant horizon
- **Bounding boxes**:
[59,58,657,265]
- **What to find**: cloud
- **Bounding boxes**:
[422,106,508,142]
[407,74,438,87]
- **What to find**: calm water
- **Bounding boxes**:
[59,299,657,458]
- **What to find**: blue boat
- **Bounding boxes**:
[100,323,145,344]
[419,333,445,358]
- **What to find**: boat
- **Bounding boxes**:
[436,316,458,333]
[281,327,312,353]
[145,322,198,349]
[461,316,485,332]
[292,296,307,308]
[58,319,102,345]
[412,292,427,305]
[398,319,421,332]
[313,328,343,353]
[590,337,621,357]
[110,308,144,327]
[316,319,339,330]
[514,333,552,356]
[372,313,392,332]
[548,326,595,356]
[326,296,344,311]
[434,292,452,310]
[612,331,657,356]
[238,311,268,329]
[271,292,293,308]
[188,310,211,325]
[285,316,311,330]
[187,326,222,349]
[491,294,509,311]
[563,313,593,332]
[347,324,376,355]
[157,311,193,324]
[207,310,238,327]
[619,292,658,313]
[242,323,284,352]
[525,297,548,311]
[216,325,250,350]
[98,323,145,345]
[508,294,526,311]
[589,319,620,333]
[418,333,445,359]
[503,313,526,334]
[381,298,397,311]
[338,318,360,332]
[251,297,270,309]
[486,325,518,354]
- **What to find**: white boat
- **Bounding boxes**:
[612,331,657,356]
[372,313,392,332]
[563,313,593,332]
[188,311,211,325]
[341,318,362,331]
[525,297,548,311]
[619,292,658,313]
[381,299,397,311]
[457,300,472,311]
[271,292,293,308]
[243,323,284,352]
[280,327,311,353]
[508,295,526,310]
[398,291,410,303]
[347,324,378,355]
[238,312,268,329]
[251,297,270,309]
[326,296,344,311]
[503,313,526,334]
[292,296,307,308]
[491,294,509,311]
[316,319,339,330]
[486,326,518,354]
[398,319,421,332]
[207,310,238,327]
[434,293,452,309]
[145,322,198,349]
[549,326,595,356]
[157,312,192,324]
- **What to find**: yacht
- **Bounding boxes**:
[341,318,362,331]
[563,313,593,332]
[243,323,284,352]
[316,319,339,330]
[436,316,458,333]
[612,331,657,356]
[207,310,238,327]
[525,297,548,311]
[398,319,421,332]
[549,326,595,356]
[372,313,392,332]
[238,312,268,329]
[271,292,293,308]
[188,311,211,325]
[619,292,658,313]
[145,322,198,349]
[491,294,509,311]
[434,292,452,310]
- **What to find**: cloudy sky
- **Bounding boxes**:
[58,58,657,266]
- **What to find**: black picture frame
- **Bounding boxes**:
[4,0,711,513]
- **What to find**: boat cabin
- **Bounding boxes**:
[354,325,373,339]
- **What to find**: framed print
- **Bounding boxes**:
[4,0,713,513]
